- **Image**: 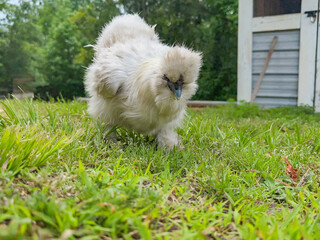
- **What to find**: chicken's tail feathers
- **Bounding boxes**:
[95,14,159,53]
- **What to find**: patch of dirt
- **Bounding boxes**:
[0,172,78,202]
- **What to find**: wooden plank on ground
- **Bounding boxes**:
[76,98,231,108]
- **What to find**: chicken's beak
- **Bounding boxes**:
[166,78,183,99]
[175,87,182,99]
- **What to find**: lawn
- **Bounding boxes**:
[0,99,320,240]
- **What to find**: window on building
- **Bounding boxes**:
[254,0,301,17]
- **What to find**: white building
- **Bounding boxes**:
[237,0,320,112]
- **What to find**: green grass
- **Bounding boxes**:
[0,99,320,240]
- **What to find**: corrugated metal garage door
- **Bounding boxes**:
[252,30,299,108]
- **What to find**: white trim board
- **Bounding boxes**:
[252,13,301,32]
[315,18,320,113]
[237,0,253,102]
[298,0,318,106]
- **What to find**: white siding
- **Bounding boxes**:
[252,30,300,108]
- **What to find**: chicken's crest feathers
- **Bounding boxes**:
[161,46,202,84]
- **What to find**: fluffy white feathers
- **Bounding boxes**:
[85,14,202,149]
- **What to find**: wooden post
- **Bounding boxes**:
[250,36,278,104]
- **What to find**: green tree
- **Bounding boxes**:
[196,0,238,100]
[0,0,39,94]
[0,0,238,100]
[35,0,119,99]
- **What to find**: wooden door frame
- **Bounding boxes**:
[315,6,320,113]
[237,0,253,102]
[298,0,318,106]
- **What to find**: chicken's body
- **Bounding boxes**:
[85,14,202,149]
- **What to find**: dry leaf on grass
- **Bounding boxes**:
[99,202,116,213]
[284,157,299,182]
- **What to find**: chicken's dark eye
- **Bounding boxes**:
[163,74,184,91]
[163,75,174,91]
[167,81,175,92]
[163,74,170,82]
[163,74,184,99]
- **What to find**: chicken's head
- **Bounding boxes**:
[159,46,202,102]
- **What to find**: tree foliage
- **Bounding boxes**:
[0,0,237,100]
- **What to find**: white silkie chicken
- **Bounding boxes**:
[85,14,202,149]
